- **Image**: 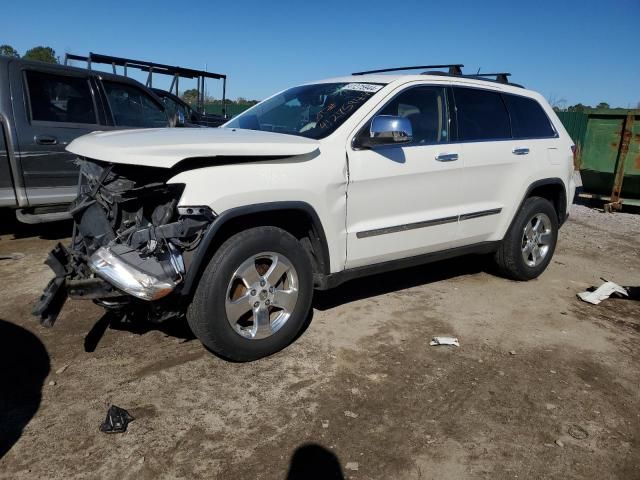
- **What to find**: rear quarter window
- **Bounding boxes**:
[453,87,511,141]
[503,94,556,138]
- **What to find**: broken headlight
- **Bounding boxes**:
[89,244,184,301]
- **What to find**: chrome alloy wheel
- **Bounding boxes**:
[225,252,299,340]
[521,213,553,267]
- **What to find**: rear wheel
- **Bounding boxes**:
[494,196,558,280]
[188,226,313,361]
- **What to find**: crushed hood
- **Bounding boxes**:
[66,128,320,168]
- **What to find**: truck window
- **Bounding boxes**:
[161,95,191,120]
[503,94,556,139]
[25,70,97,124]
[453,87,511,141]
[102,81,168,128]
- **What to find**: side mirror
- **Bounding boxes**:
[368,115,412,145]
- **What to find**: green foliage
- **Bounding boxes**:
[567,103,588,113]
[23,46,58,64]
[0,44,19,58]
[563,102,622,113]
[206,97,259,107]
[181,89,199,105]
[183,89,259,116]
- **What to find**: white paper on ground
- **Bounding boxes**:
[430,336,460,347]
[577,281,628,305]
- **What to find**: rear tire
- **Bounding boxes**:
[494,196,558,281]
[188,226,313,361]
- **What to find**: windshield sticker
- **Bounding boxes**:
[316,93,369,130]
[341,83,383,93]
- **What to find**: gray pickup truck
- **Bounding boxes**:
[0,56,169,223]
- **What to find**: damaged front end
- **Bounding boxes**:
[33,159,213,327]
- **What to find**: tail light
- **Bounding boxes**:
[570,144,580,170]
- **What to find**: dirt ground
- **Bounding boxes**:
[0,203,638,480]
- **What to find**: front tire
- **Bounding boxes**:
[188,226,313,362]
[494,196,558,281]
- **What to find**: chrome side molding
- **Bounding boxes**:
[356,208,502,238]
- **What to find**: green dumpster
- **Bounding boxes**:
[557,110,640,209]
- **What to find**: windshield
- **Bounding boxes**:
[224,82,383,139]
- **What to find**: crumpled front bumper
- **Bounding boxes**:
[33,244,123,327]
[32,159,213,327]
[33,238,190,327]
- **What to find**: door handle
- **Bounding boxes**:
[435,153,458,162]
[512,147,530,155]
[35,135,58,145]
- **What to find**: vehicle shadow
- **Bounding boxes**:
[83,311,196,353]
[0,319,50,459]
[83,255,488,355]
[285,443,344,480]
[0,209,72,240]
[313,254,489,310]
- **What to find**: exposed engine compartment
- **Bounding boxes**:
[33,158,213,326]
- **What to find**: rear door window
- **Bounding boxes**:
[453,87,511,141]
[25,70,97,124]
[102,81,168,128]
[503,94,556,138]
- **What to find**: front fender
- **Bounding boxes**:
[178,201,331,298]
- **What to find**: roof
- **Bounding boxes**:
[0,55,156,86]
[304,73,531,95]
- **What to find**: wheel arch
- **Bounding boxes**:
[179,201,330,298]
[514,178,568,229]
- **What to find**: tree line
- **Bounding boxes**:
[548,94,639,112]
[0,44,58,63]
[555,102,619,113]
[181,89,260,107]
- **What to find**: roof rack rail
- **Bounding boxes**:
[64,52,227,115]
[457,72,523,87]
[466,72,511,83]
[352,64,464,76]
[351,65,522,87]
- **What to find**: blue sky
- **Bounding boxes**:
[4,0,639,107]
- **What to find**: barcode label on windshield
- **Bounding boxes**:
[341,83,383,93]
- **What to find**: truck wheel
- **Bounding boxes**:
[494,196,558,281]
[188,226,313,361]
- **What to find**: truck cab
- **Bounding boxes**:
[0,56,169,222]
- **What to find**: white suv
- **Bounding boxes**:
[34,65,577,361]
